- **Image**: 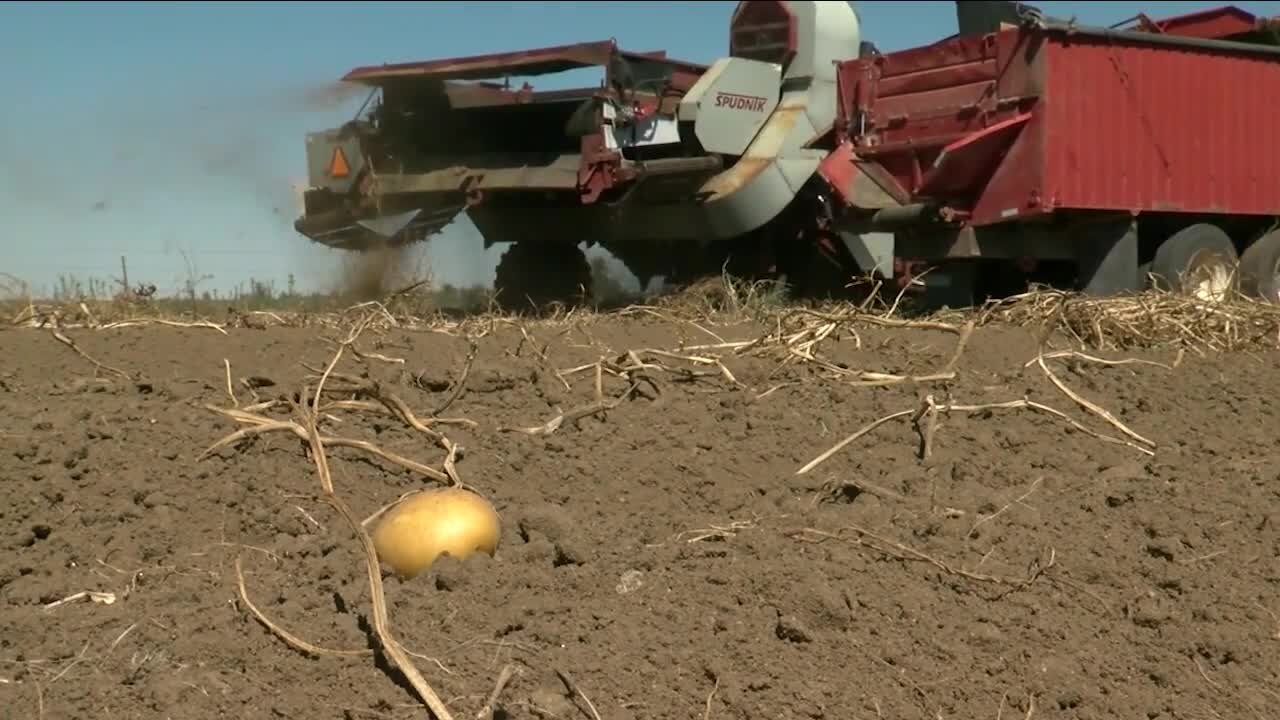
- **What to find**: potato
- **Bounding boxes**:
[371,487,501,580]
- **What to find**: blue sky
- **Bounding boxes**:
[4,0,1279,298]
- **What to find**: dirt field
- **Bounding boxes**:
[2,301,1278,720]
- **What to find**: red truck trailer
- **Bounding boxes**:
[821,2,1280,306]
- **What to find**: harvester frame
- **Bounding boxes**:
[292,1,1280,310]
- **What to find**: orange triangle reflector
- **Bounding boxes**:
[328,147,351,178]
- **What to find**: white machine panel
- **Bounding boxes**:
[602,104,683,150]
[677,56,781,156]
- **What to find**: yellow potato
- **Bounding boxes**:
[371,487,501,580]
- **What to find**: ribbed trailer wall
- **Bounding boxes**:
[1042,34,1280,216]
[835,23,1280,227]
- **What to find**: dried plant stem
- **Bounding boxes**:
[348,342,405,365]
[1027,349,1178,371]
[301,366,480,434]
[476,664,519,720]
[315,398,475,429]
[788,525,1056,588]
[817,478,908,505]
[966,285,1280,352]
[563,348,738,389]
[515,324,572,391]
[787,308,966,336]
[966,477,1044,540]
[234,556,370,658]
[361,489,423,527]
[798,393,1153,475]
[1035,354,1155,449]
[235,552,450,672]
[435,339,479,416]
[912,394,941,460]
[703,674,720,720]
[941,320,977,374]
[223,358,238,407]
[211,313,458,717]
[96,317,228,333]
[309,438,456,719]
[301,318,457,720]
[555,669,603,720]
[304,372,470,485]
[949,399,1154,454]
[748,311,974,388]
[502,383,640,436]
[51,329,130,380]
[796,410,916,475]
[855,319,976,387]
[199,410,454,485]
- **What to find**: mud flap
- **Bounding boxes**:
[839,230,894,278]
[1075,218,1141,295]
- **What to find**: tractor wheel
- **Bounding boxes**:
[1149,223,1238,302]
[1239,229,1280,305]
[494,242,593,313]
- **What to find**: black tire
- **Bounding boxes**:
[1239,229,1280,305]
[1149,223,1238,301]
[493,242,592,313]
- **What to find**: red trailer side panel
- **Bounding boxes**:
[836,15,1280,226]
[1040,35,1280,216]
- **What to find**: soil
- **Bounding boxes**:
[2,314,1278,720]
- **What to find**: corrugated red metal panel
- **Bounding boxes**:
[1040,35,1280,216]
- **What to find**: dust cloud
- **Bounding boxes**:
[330,242,427,302]
[1,72,399,296]
[289,81,372,114]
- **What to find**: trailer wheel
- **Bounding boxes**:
[493,242,592,313]
[1239,229,1280,305]
[1149,223,1238,302]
